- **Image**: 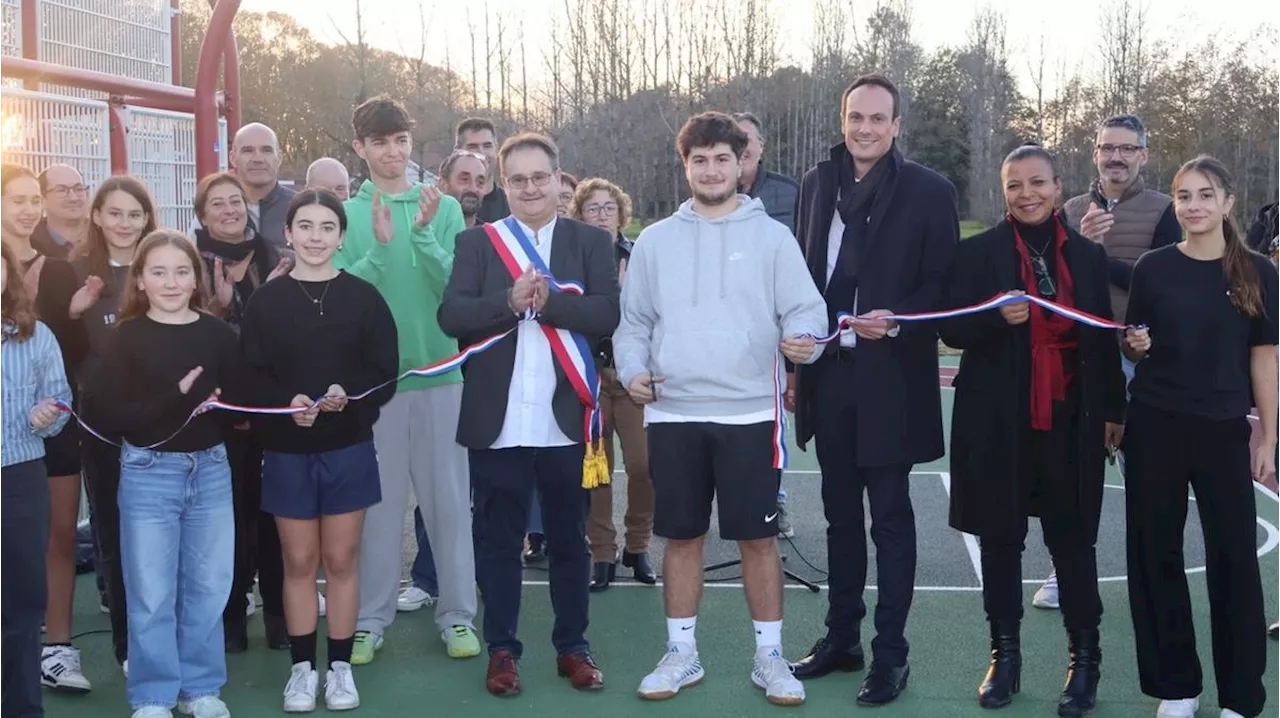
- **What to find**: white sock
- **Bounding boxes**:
[753,620,783,654]
[667,616,697,648]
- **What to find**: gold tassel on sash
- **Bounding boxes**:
[581,438,611,489]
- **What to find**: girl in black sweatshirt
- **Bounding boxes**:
[90,229,242,718]
[239,189,398,712]
[64,175,158,675]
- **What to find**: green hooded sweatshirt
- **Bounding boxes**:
[334,179,467,391]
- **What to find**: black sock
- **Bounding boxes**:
[289,632,317,667]
[328,636,355,667]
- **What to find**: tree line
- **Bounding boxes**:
[179,0,1279,225]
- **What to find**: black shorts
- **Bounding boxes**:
[648,421,782,541]
[43,421,82,477]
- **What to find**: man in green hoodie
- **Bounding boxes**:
[333,95,480,665]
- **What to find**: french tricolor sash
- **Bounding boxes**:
[481,217,606,450]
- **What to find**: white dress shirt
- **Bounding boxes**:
[491,216,576,449]
[826,204,859,348]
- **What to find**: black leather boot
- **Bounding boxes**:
[978,619,1020,709]
[1058,628,1100,717]
[621,551,656,584]
[589,561,615,592]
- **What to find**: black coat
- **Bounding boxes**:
[938,220,1126,540]
[792,145,959,467]
[437,217,620,449]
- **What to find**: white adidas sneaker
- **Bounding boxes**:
[637,642,705,700]
[1156,696,1200,717]
[40,645,92,692]
[752,647,805,706]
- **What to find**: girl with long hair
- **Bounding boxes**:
[2,163,94,692]
[1,241,73,717]
[89,230,243,718]
[939,144,1125,715]
[1122,156,1277,718]
[240,189,398,711]
[192,170,294,650]
[68,174,158,678]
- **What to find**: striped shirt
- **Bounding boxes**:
[2,320,72,468]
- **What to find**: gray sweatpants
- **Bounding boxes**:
[357,384,476,635]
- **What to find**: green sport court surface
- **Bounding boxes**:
[49,357,1279,716]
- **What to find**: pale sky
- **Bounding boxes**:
[242,0,1275,96]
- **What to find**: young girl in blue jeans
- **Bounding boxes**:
[1,241,73,718]
[91,230,243,718]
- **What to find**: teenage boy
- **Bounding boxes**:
[333,95,480,665]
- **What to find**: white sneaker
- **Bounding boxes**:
[1032,572,1060,610]
[1221,710,1245,718]
[282,662,318,713]
[177,696,231,718]
[131,708,173,718]
[325,661,360,711]
[637,642,705,700]
[123,659,129,678]
[40,645,92,692]
[1156,696,1200,717]
[317,591,327,618]
[245,591,256,617]
[396,586,436,612]
[752,647,805,706]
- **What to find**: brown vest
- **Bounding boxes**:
[1062,176,1172,321]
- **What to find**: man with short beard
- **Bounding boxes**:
[193,123,296,249]
[456,118,510,223]
[1032,114,1180,611]
[438,150,489,227]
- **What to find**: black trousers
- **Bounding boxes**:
[1124,401,1267,717]
[980,402,1101,631]
[224,430,285,625]
[82,437,127,665]
[2,459,50,718]
[469,445,590,659]
[812,357,915,666]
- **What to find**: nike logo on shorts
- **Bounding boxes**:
[765,512,778,523]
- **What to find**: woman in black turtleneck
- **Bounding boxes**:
[938,144,1125,716]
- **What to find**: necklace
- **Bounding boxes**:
[295,277,334,316]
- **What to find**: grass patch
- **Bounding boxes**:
[960,219,985,238]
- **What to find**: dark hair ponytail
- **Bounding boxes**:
[1173,155,1262,317]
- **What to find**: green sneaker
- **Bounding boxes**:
[442,625,481,658]
[350,631,383,665]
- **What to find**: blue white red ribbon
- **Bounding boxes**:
[811,291,1135,344]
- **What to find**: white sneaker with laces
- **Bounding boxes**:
[176,696,231,718]
[1156,696,1200,717]
[1032,571,1060,610]
[325,661,360,711]
[396,585,436,612]
[282,662,318,713]
[752,647,805,706]
[637,642,704,700]
[317,591,327,617]
[131,708,173,718]
[40,645,92,692]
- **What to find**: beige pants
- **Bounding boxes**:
[587,369,654,562]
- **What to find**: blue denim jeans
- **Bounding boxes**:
[118,443,235,710]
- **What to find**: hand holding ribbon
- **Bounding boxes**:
[291,394,319,427]
[28,399,61,431]
[998,290,1031,325]
[319,384,348,412]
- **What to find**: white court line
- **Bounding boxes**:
[938,471,983,588]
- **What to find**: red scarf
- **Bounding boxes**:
[1011,215,1077,431]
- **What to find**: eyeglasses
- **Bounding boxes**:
[1095,143,1145,159]
[584,203,618,217]
[48,184,88,198]
[1029,255,1057,299]
[505,172,554,190]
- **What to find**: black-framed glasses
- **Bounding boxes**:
[1029,255,1056,299]
[1095,143,1145,159]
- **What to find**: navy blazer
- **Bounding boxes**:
[437,217,620,449]
[792,149,959,467]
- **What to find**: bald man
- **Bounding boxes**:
[229,122,295,248]
[305,158,351,201]
[33,164,90,259]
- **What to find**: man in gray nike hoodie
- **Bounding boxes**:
[614,111,827,707]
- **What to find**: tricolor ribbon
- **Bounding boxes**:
[810,291,1135,344]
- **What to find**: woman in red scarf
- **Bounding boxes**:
[939,144,1126,715]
